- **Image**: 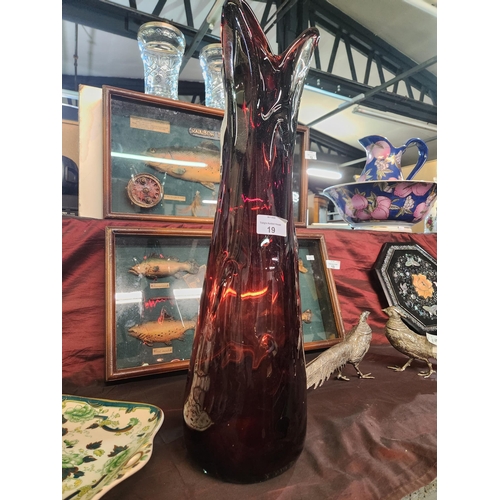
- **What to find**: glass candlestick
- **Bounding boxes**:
[137,21,185,99]
[199,43,225,109]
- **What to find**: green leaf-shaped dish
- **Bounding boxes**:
[62,395,164,500]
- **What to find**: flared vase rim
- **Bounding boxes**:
[137,21,186,44]
[200,43,223,63]
[201,43,223,53]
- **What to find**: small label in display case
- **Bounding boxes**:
[130,115,171,134]
[150,283,170,289]
[164,194,187,202]
[189,127,221,140]
[153,346,174,355]
[326,259,341,269]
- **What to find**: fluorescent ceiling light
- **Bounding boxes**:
[202,199,217,204]
[111,151,208,167]
[303,84,352,102]
[352,105,437,132]
[307,168,342,180]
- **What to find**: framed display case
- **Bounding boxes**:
[374,242,437,335]
[102,86,309,225]
[296,231,345,349]
[105,227,341,380]
[103,86,224,223]
[105,227,213,380]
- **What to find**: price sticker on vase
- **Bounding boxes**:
[256,215,287,237]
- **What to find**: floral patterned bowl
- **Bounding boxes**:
[322,180,437,227]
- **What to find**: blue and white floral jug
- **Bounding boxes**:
[358,135,428,182]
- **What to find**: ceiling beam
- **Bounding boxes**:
[62,0,220,57]
[310,0,436,99]
[305,68,437,124]
[308,128,363,160]
[179,0,225,73]
[62,0,437,125]
[62,74,206,101]
[307,55,437,127]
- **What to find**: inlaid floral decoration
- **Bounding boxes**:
[390,252,437,323]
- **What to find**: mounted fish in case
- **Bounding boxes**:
[128,254,200,279]
[143,141,221,191]
[128,309,197,347]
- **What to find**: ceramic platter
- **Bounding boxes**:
[62,395,164,500]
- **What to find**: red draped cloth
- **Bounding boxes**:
[62,216,437,499]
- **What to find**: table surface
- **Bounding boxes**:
[63,345,436,500]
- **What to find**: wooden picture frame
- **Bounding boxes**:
[105,227,342,380]
[102,85,309,225]
[103,86,224,223]
[297,231,345,350]
[293,125,309,227]
[105,227,213,381]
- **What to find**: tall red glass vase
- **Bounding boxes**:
[183,0,320,483]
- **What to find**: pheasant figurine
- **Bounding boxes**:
[383,305,437,378]
[306,311,373,389]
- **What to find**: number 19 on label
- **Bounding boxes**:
[256,215,287,237]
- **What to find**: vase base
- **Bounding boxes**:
[183,412,306,484]
[188,454,300,484]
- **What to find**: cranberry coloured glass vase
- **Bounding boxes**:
[182,0,319,484]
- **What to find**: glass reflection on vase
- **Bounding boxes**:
[137,21,185,99]
[199,43,225,109]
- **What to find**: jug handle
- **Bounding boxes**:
[405,138,428,180]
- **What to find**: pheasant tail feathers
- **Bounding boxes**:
[306,342,351,389]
